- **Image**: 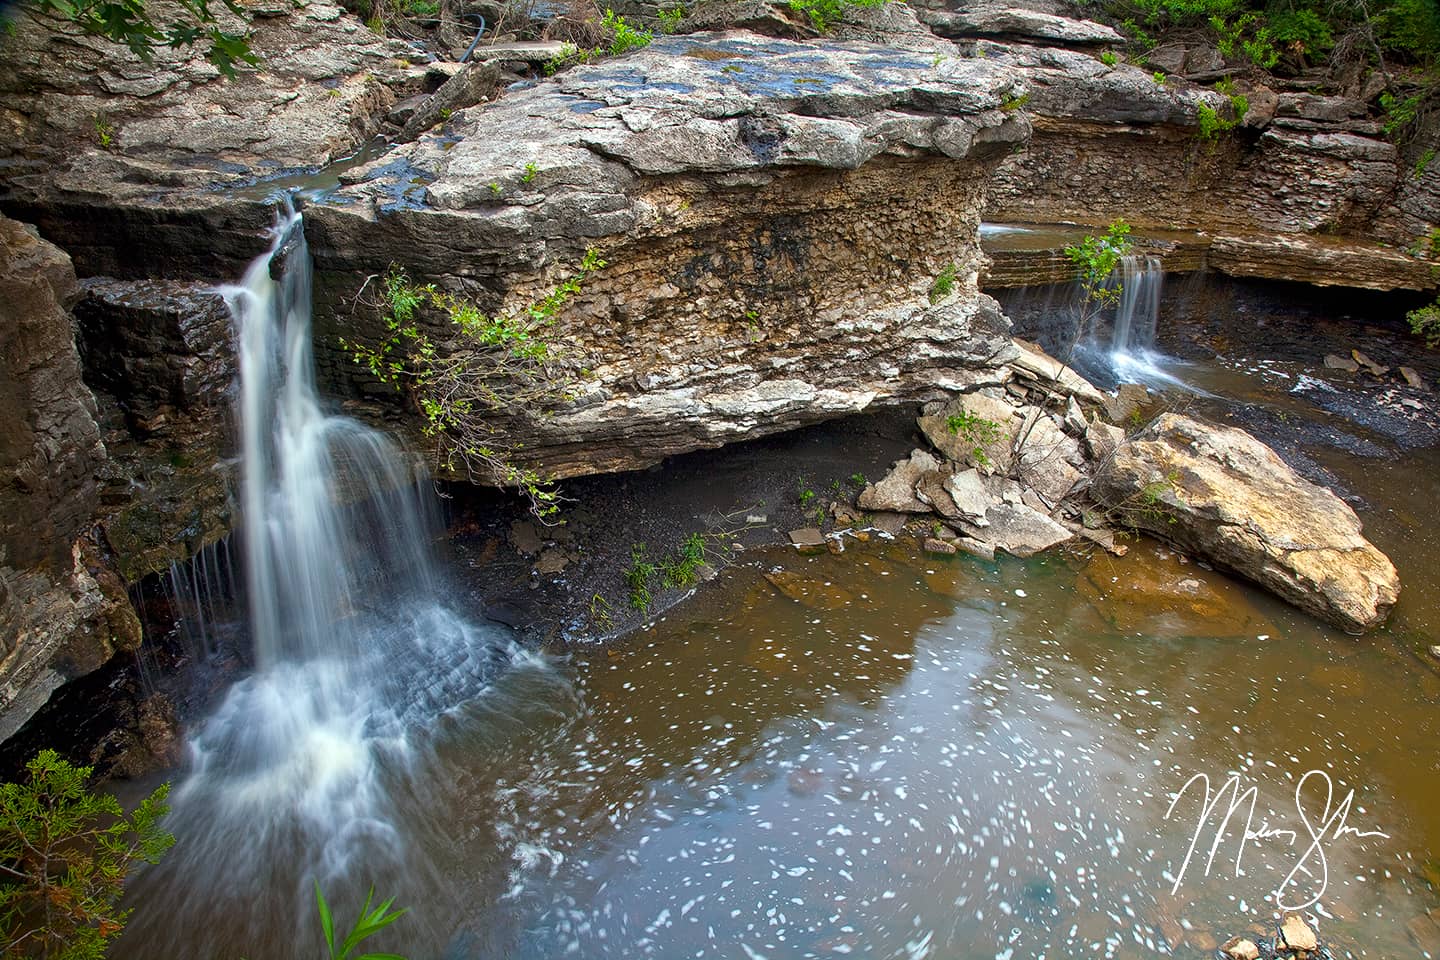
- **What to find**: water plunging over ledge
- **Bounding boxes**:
[117,204,569,954]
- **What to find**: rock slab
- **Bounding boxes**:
[1092,413,1399,633]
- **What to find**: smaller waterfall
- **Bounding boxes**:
[1108,254,1163,356]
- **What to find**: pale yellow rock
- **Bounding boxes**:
[1280,913,1318,952]
[1221,936,1260,960]
[1093,413,1400,633]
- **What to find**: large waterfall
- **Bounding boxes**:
[117,204,566,955]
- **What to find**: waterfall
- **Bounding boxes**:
[1107,254,1163,357]
[118,201,559,954]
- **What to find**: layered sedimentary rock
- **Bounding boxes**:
[0,217,140,740]
[306,29,1035,477]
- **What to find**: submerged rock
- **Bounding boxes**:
[1092,413,1400,632]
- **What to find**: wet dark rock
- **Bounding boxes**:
[1324,353,1360,372]
[0,216,141,740]
[922,537,957,555]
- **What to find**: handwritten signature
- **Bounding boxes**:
[1163,769,1389,910]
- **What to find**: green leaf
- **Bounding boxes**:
[315,880,336,955]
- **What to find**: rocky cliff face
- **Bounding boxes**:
[308,28,1033,477]
[0,217,141,741]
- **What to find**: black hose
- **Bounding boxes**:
[461,13,487,62]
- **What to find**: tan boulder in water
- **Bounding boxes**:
[1092,413,1399,633]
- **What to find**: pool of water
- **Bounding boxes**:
[117,525,1440,959]
[113,301,1440,959]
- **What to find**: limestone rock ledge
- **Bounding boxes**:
[1092,413,1399,633]
[308,31,1034,478]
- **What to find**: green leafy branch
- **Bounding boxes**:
[25,0,258,77]
[343,248,607,521]
[0,750,175,959]
[542,8,651,75]
[316,881,408,960]
[945,410,1005,468]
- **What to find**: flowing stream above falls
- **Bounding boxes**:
[112,224,1440,959]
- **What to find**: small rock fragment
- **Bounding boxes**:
[1221,936,1260,960]
[1063,396,1088,436]
[954,536,995,561]
[788,527,826,550]
[1400,365,1425,389]
[1351,348,1388,376]
[923,537,958,555]
[1279,914,1318,952]
[1323,353,1359,372]
[534,548,569,574]
[510,519,543,556]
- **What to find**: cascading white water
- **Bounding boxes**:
[1108,254,1163,357]
[118,202,567,955]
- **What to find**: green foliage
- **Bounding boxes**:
[315,881,408,960]
[602,8,651,54]
[787,0,888,33]
[1408,300,1440,348]
[657,2,687,33]
[1153,70,1166,82]
[91,114,113,150]
[660,533,709,589]
[1196,80,1248,140]
[521,162,538,183]
[1100,49,1119,65]
[929,262,959,303]
[343,248,606,521]
[1266,5,1333,60]
[397,0,439,16]
[25,0,258,77]
[540,9,650,74]
[1098,0,1439,71]
[0,750,175,960]
[945,410,1005,468]
[626,544,658,612]
[1064,218,1133,308]
[848,471,867,489]
[999,92,1031,111]
[1381,89,1423,137]
[1416,148,1436,177]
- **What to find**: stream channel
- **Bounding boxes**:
[110,217,1440,960]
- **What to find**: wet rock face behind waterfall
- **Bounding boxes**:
[0,216,141,741]
[1092,413,1400,633]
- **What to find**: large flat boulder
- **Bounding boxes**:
[1092,413,1399,633]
